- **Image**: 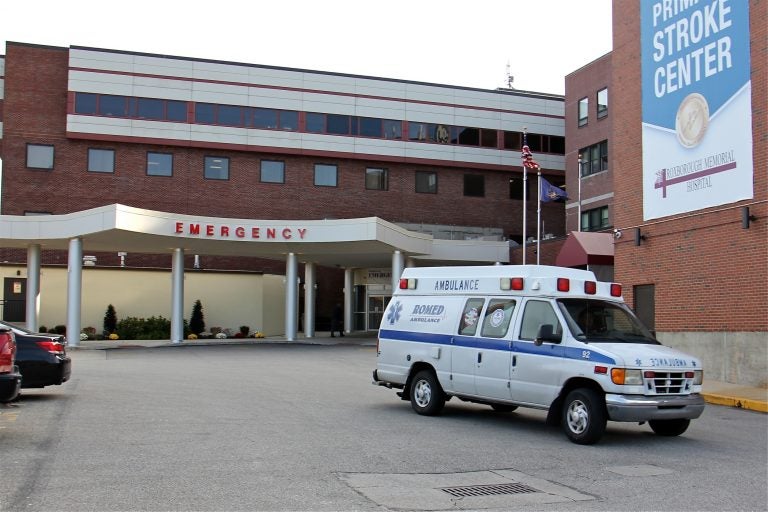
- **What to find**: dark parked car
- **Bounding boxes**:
[0,321,71,389]
[0,327,22,402]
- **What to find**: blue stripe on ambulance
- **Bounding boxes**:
[379,329,616,365]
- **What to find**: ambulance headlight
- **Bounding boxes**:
[692,370,703,385]
[611,368,643,385]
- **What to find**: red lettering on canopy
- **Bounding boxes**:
[267,228,276,239]
[206,225,214,236]
[175,222,183,234]
[235,227,245,238]
[221,226,229,237]
[189,224,200,235]
[298,228,307,239]
[252,227,260,239]
[282,228,292,239]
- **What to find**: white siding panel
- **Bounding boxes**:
[302,72,359,96]
[192,61,251,83]
[454,110,503,130]
[132,55,194,78]
[190,124,248,146]
[301,94,357,115]
[131,83,194,101]
[453,147,503,166]
[300,133,357,154]
[67,116,133,137]
[354,78,407,98]
[70,49,134,73]
[405,103,457,124]
[453,89,505,110]
[247,130,303,150]
[191,89,250,106]
[129,120,192,141]
[247,89,303,110]
[353,139,407,158]
[248,67,305,89]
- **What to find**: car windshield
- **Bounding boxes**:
[557,298,659,344]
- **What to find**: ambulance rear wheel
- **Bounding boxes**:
[649,418,690,436]
[562,388,607,445]
[410,370,445,416]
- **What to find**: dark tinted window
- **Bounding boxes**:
[195,103,215,124]
[458,127,479,146]
[147,152,173,176]
[326,115,350,135]
[252,108,278,129]
[88,148,115,173]
[136,98,164,120]
[204,156,229,180]
[480,129,497,148]
[415,171,437,193]
[383,120,402,139]
[359,118,382,138]
[306,113,324,133]
[99,95,127,117]
[167,101,187,122]
[75,93,97,114]
[279,111,298,131]
[218,105,243,126]
[464,174,485,197]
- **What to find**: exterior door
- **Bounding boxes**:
[367,295,390,330]
[509,299,565,406]
[3,277,26,322]
[474,298,517,400]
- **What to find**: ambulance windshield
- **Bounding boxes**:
[557,299,659,344]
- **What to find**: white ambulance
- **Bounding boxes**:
[373,265,705,444]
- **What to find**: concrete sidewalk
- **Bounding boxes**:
[70,332,767,413]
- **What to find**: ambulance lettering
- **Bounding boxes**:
[409,304,446,323]
[434,279,479,291]
[649,357,689,367]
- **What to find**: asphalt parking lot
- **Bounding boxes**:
[1,342,766,511]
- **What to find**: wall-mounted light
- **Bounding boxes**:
[742,206,757,229]
[634,228,647,246]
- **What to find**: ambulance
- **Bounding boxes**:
[372,265,705,444]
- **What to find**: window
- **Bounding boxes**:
[459,298,485,336]
[581,206,610,232]
[503,131,521,150]
[579,141,608,176]
[480,129,497,148]
[167,101,187,122]
[365,168,388,190]
[382,120,402,140]
[218,105,243,126]
[204,156,229,180]
[306,113,325,133]
[326,115,351,135]
[279,111,298,131]
[578,97,589,127]
[147,152,173,176]
[260,160,285,183]
[520,300,562,341]
[457,127,479,146]
[480,299,516,338]
[358,117,382,138]
[74,93,97,114]
[136,98,164,120]
[26,144,54,169]
[99,95,128,117]
[88,148,115,173]
[195,103,215,124]
[251,108,278,129]
[597,88,608,118]
[314,164,337,187]
[415,171,437,194]
[463,174,485,197]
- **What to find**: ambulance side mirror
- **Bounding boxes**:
[535,324,561,346]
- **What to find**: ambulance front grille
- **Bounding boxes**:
[645,371,690,394]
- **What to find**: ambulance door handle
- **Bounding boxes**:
[512,355,517,367]
[477,352,482,364]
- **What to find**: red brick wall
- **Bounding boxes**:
[612,0,767,332]
[565,53,613,232]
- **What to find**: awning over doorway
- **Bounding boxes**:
[555,231,614,268]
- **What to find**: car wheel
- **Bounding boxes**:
[649,418,690,436]
[562,388,607,445]
[491,404,518,412]
[409,370,445,416]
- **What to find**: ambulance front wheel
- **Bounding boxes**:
[410,370,445,416]
[562,388,607,445]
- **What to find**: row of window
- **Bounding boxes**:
[578,140,608,176]
[577,87,608,127]
[581,205,610,232]
[26,143,562,199]
[73,93,565,154]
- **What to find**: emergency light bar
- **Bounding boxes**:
[399,278,417,290]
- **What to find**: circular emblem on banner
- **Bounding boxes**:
[490,308,505,327]
[675,93,709,148]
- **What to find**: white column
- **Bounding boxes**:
[66,238,83,347]
[343,268,353,334]
[26,244,41,332]
[285,253,298,341]
[304,263,316,338]
[171,248,184,344]
[391,250,405,293]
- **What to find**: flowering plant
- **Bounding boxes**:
[109,333,119,340]
[252,331,265,338]
[80,332,89,341]
[215,332,227,339]
[188,333,198,340]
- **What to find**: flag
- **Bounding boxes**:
[521,144,540,170]
[540,177,568,202]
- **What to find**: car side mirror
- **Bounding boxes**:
[535,324,561,346]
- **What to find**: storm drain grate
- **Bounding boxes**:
[440,482,538,498]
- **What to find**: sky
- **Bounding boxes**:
[1,0,612,95]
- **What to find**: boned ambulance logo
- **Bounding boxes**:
[386,301,403,325]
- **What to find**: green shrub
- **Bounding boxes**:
[189,299,205,335]
[104,304,117,335]
[115,316,172,340]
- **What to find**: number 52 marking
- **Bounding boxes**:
[582,350,591,359]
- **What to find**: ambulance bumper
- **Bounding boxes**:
[605,393,706,422]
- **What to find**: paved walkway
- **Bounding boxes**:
[71,332,767,413]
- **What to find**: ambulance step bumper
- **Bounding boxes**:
[605,393,706,422]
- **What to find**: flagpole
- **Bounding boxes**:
[537,167,542,265]
[522,128,527,265]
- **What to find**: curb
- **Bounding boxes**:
[701,393,768,413]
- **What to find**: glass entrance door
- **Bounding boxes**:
[367,295,391,330]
